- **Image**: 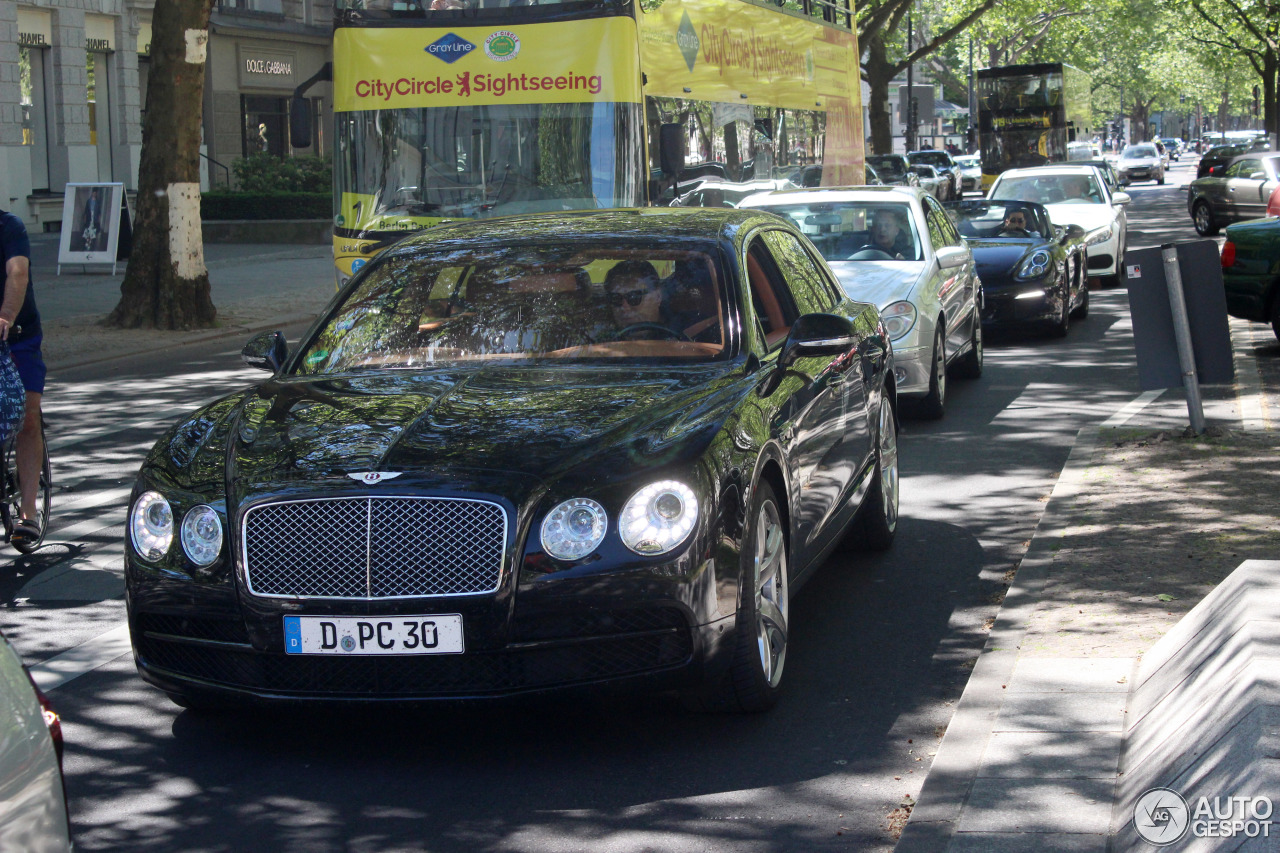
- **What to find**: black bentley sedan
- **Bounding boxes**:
[947,199,1088,336]
[125,209,899,713]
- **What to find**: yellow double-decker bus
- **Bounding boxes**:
[319,0,864,284]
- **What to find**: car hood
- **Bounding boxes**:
[1040,203,1117,237]
[1119,157,1160,167]
[965,240,1044,280]
[153,365,743,495]
[826,260,929,307]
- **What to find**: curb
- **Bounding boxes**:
[893,419,1107,852]
[45,312,321,374]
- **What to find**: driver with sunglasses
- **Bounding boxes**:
[605,260,672,338]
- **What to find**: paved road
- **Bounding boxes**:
[0,158,1226,852]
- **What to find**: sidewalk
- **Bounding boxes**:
[896,318,1280,851]
[26,232,336,371]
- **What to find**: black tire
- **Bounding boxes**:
[915,326,946,420]
[1271,294,1280,342]
[952,316,983,379]
[693,481,789,713]
[2,429,51,554]
[1070,272,1090,320]
[1193,201,1220,236]
[1157,173,1166,185]
[1048,274,1071,338]
[845,390,898,551]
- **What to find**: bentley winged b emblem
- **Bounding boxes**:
[347,472,403,485]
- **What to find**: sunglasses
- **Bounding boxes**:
[608,288,654,307]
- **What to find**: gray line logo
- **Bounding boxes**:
[1135,788,1190,845]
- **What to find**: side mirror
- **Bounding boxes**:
[778,313,858,369]
[289,96,312,149]
[1252,172,1267,181]
[936,246,969,270]
[659,124,686,179]
[1064,223,1086,242]
[242,331,288,373]
[1112,191,1132,206]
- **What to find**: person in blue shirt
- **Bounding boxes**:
[0,208,46,546]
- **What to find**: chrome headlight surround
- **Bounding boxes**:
[130,491,174,563]
[619,480,699,556]
[1016,249,1053,281]
[180,505,224,567]
[540,497,608,561]
[880,301,917,342]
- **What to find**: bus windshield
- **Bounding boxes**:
[335,102,645,232]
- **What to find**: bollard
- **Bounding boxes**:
[1160,244,1206,434]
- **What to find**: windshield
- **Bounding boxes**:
[297,243,729,373]
[954,156,979,168]
[981,126,1065,172]
[991,173,1102,205]
[909,152,950,167]
[866,156,908,180]
[949,200,1048,239]
[1122,146,1157,158]
[748,201,921,262]
[335,102,645,233]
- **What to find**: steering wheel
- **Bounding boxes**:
[848,247,897,261]
[615,322,691,342]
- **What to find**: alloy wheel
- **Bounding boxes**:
[752,499,788,688]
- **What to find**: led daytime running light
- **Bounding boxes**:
[619,480,699,556]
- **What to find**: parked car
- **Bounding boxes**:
[910,164,949,200]
[953,154,982,193]
[1221,217,1280,340]
[1197,143,1251,178]
[1115,144,1166,185]
[0,630,71,852]
[125,208,901,713]
[866,154,921,188]
[1186,151,1280,235]
[670,179,797,208]
[742,185,983,419]
[988,165,1131,286]
[907,150,961,199]
[1067,141,1102,161]
[946,199,1089,336]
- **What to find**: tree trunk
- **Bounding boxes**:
[106,0,217,330]
[865,34,895,154]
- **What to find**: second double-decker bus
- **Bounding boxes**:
[975,62,1091,190]
[316,0,865,284]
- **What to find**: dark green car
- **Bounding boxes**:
[1221,216,1280,339]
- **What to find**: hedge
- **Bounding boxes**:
[201,192,331,221]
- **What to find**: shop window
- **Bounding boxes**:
[243,95,289,158]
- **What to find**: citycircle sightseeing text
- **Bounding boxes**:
[355,71,604,101]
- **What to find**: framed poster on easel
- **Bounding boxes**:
[56,182,128,274]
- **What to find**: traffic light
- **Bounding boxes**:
[1253,85,1261,116]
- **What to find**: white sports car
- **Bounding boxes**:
[988,165,1131,286]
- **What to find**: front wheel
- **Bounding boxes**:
[915,326,947,420]
[2,429,51,554]
[695,481,789,713]
[1193,201,1220,236]
[1048,275,1071,338]
[845,390,899,551]
[1071,271,1090,320]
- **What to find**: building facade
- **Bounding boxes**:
[0,0,332,230]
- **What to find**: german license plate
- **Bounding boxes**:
[283,615,464,656]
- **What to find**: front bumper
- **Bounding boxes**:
[890,343,930,397]
[981,280,1062,327]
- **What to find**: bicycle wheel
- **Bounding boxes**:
[3,429,50,554]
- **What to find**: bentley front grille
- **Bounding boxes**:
[242,497,507,599]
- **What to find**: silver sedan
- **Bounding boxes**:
[741,185,983,419]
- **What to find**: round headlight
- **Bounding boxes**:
[619,480,699,556]
[1018,250,1052,280]
[540,498,608,561]
[180,505,224,567]
[130,491,173,562]
[880,301,917,341]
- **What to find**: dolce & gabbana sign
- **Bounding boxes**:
[238,47,296,88]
